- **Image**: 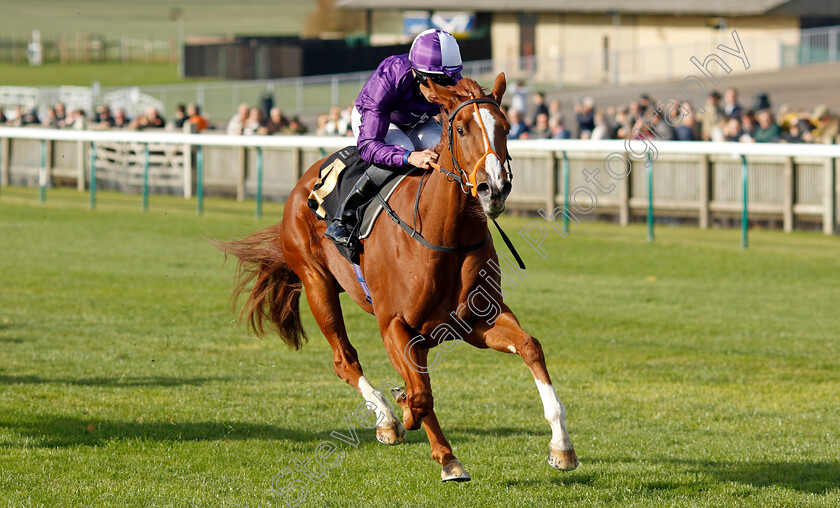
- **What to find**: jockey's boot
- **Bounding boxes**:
[325,173,379,248]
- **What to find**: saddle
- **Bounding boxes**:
[307,146,410,262]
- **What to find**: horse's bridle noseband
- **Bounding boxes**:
[434,95,514,196]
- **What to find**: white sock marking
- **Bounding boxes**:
[358,376,398,427]
[534,379,574,451]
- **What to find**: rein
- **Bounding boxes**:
[380,93,525,268]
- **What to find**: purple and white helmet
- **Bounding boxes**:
[409,29,463,76]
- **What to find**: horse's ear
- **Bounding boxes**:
[422,79,457,111]
[491,72,506,105]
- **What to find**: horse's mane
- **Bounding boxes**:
[435,78,491,154]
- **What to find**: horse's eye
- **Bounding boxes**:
[456,126,465,136]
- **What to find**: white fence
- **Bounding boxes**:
[1,127,838,235]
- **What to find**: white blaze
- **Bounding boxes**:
[473,108,503,187]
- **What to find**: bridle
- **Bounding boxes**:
[431,94,514,197]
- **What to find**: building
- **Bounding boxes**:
[338,0,840,85]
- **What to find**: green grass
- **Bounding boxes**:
[0,62,187,87]
[0,1,317,40]
[1,186,839,507]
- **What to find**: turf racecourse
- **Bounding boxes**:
[1,186,838,507]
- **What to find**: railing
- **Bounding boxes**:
[787,24,840,66]
[1,127,837,237]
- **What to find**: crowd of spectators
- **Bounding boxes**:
[3,87,838,145]
[225,102,310,136]
[504,86,840,145]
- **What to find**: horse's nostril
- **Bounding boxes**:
[501,181,512,198]
[476,182,491,198]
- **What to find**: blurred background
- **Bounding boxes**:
[2,0,840,233]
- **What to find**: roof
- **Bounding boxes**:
[337,0,797,16]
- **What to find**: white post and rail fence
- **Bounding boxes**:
[1,127,837,246]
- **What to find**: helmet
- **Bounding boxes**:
[409,29,463,76]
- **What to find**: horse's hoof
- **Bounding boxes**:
[548,446,578,471]
[375,420,405,445]
[441,458,471,482]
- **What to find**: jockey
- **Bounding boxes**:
[325,28,463,249]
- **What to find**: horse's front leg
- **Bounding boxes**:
[468,307,578,471]
[380,318,471,482]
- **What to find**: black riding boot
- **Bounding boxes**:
[325,173,379,248]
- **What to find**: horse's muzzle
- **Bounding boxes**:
[476,180,512,220]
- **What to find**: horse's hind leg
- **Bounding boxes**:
[467,306,578,471]
[299,272,405,445]
[380,318,470,482]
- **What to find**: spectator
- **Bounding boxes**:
[507,108,529,140]
[19,107,40,126]
[753,109,781,143]
[314,113,330,136]
[639,94,653,117]
[548,99,562,125]
[809,104,839,144]
[591,110,618,140]
[675,109,698,141]
[679,104,701,141]
[173,104,188,129]
[509,81,528,118]
[0,107,6,124]
[283,116,308,135]
[551,115,572,139]
[131,107,165,130]
[324,106,349,136]
[740,110,757,140]
[649,109,676,141]
[227,103,250,135]
[615,107,633,139]
[782,121,805,143]
[752,92,771,112]
[265,107,289,135]
[723,88,743,121]
[54,102,67,127]
[723,118,742,142]
[187,104,209,132]
[698,91,724,141]
[243,107,265,135]
[628,101,643,123]
[65,109,87,129]
[530,112,552,139]
[531,92,549,126]
[113,109,130,129]
[42,107,59,128]
[576,97,596,138]
[95,106,115,128]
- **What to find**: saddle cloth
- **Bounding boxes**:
[307,146,410,240]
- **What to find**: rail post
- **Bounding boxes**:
[89,142,97,210]
[255,146,264,220]
[142,143,150,212]
[647,152,654,243]
[196,145,204,217]
[562,151,570,234]
[39,139,47,204]
[741,154,748,249]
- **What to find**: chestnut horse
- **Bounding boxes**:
[217,73,577,481]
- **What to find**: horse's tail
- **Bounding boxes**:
[213,222,307,350]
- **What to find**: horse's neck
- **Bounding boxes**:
[422,148,487,245]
